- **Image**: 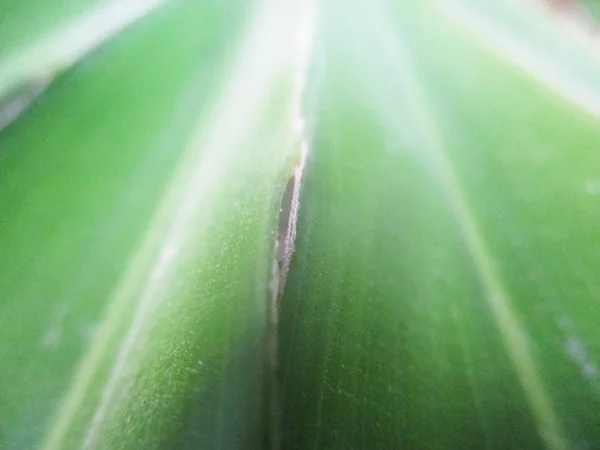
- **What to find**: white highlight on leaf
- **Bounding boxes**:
[558,316,599,381]
[42,328,62,348]
[441,0,600,118]
[0,0,166,102]
[150,243,176,282]
[585,178,600,195]
[40,303,70,349]
[0,80,49,132]
[566,337,598,379]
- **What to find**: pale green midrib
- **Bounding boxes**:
[0,0,166,116]
[372,3,566,449]
[41,0,315,448]
[412,76,568,449]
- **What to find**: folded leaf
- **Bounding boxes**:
[0,0,310,448]
[280,1,600,448]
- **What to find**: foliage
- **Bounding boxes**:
[2,0,600,449]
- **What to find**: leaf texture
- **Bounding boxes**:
[0,0,312,448]
[280,1,600,448]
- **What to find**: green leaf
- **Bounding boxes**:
[280,1,600,448]
[5,0,600,448]
[0,0,311,448]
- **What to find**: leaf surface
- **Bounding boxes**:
[280,1,600,448]
[0,0,311,448]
